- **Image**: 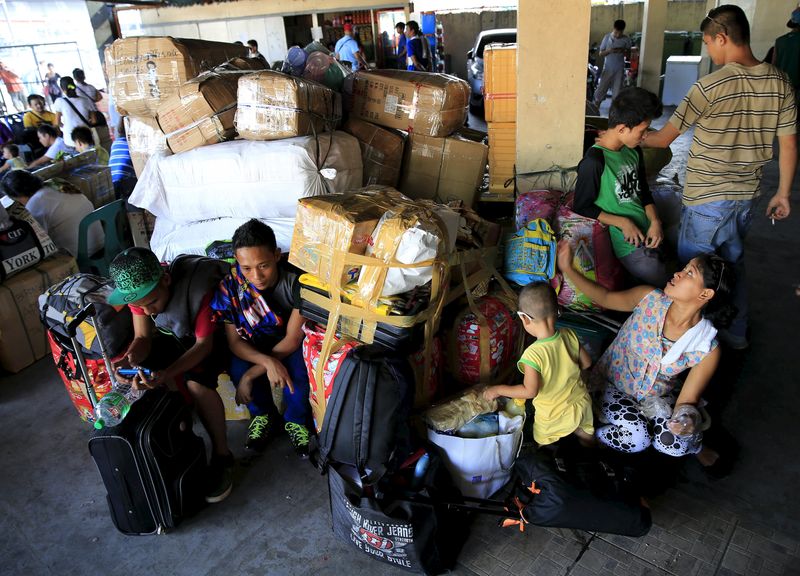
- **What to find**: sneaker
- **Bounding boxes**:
[246,414,274,452]
[285,422,310,458]
[205,453,234,504]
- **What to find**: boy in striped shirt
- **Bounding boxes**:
[644,4,797,349]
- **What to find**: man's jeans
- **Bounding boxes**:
[678,199,755,340]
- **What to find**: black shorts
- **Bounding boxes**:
[141,332,229,390]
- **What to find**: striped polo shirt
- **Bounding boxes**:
[669,62,797,206]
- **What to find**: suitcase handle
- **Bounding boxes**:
[66,303,96,338]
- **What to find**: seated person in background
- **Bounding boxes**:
[574,87,668,286]
[556,241,734,469]
[0,170,102,257]
[108,118,137,199]
[210,219,312,457]
[27,124,68,169]
[71,126,108,165]
[0,143,27,173]
[483,282,595,448]
[108,247,235,504]
[23,94,56,128]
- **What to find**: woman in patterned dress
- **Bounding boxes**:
[556,242,736,461]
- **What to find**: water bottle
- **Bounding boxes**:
[411,453,431,490]
[217,373,250,421]
[93,384,140,429]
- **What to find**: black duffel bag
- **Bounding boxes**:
[510,447,652,537]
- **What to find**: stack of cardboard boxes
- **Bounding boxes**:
[483,43,517,201]
[348,70,487,208]
[32,150,114,209]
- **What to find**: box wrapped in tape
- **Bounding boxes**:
[399,133,488,208]
[124,116,170,177]
[105,36,247,118]
[343,118,405,187]
[289,187,405,287]
[156,57,266,154]
[483,43,517,123]
[235,71,340,140]
[348,70,469,138]
[127,132,362,224]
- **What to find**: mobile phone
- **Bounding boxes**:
[118,367,152,378]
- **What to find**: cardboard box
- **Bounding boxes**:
[127,209,157,250]
[0,254,78,373]
[63,165,115,208]
[349,70,469,138]
[487,122,516,199]
[32,150,97,181]
[156,57,264,154]
[399,133,488,208]
[290,188,407,287]
[125,116,169,178]
[105,37,248,118]
[235,71,340,140]
[483,44,517,123]
[343,118,406,187]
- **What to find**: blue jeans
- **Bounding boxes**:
[677,199,755,339]
[229,349,311,426]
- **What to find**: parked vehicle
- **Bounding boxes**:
[466,28,516,112]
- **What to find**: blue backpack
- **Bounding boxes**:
[503,218,557,286]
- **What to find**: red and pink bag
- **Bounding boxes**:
[515,189,561,230]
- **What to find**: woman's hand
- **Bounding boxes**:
[619,217,644,246]
[556,240,574,272]
[645,219,663,249]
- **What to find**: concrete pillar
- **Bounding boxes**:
[637,0,668,95]
[516,0,590,174]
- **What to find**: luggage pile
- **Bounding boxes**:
[0,198,77,373]
[483,43,517,201]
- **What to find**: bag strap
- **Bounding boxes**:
[62,97,92,127]
[355,357,377,477]
[317,349,358,467]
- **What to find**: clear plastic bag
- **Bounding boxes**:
[638,395,673,420]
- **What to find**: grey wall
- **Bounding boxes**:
[439,1,707,81]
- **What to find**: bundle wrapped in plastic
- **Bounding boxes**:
[124,116,170,177]
[423,387,498,434]
[302,52,350,92]
[235,71,340,141]
[355,201,456,307]
[343,118,405,188]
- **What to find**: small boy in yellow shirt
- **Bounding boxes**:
[483,282,595,447]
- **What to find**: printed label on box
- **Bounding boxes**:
[384,94,398,115]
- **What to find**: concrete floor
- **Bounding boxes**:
[1,106,799,576]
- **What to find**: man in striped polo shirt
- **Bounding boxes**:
[644,4,797,349]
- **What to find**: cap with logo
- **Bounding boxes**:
[107,247,164,306]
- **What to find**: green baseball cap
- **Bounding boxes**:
[107,247,164,306]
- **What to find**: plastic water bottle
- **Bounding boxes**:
[94,384,140,429]
[217,373,250,421]
[411,453,431,490]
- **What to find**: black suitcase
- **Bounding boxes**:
[89,387,207,535]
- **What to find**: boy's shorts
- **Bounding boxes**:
[141,332,229,390]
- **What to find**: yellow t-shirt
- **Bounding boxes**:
[23,110,56,129]
[518,328,594,445]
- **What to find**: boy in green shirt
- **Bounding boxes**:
[574,87,667,286]
[71,126,109,165]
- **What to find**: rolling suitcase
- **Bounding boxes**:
[58,303,207,535]
[88,387,207,535]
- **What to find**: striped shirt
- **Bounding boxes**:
[108,136,136,183]
[669,62,797,205]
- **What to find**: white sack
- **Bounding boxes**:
[150,216,296,262]
[129,132,363,224]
